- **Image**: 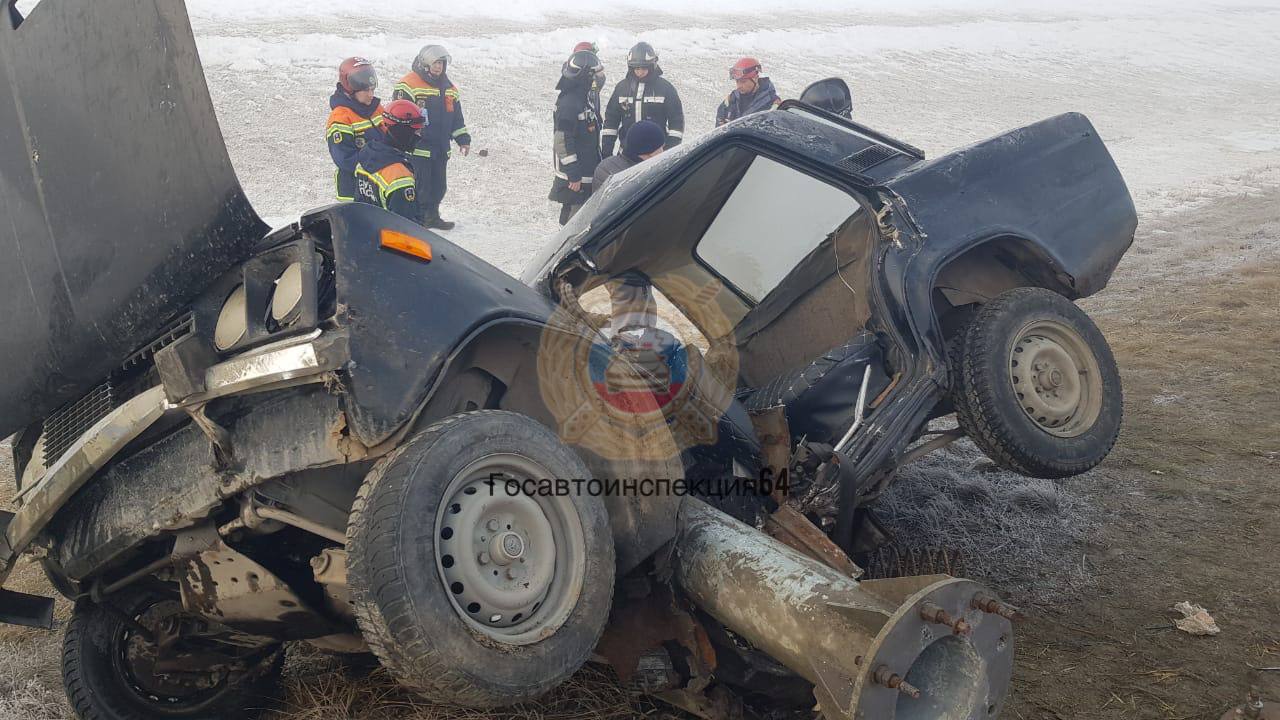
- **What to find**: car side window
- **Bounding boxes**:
[695,155,857,303]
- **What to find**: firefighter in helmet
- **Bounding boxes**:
[549,49,605,225]
[326,57,384,202]
[354,100,425,225]
[393,45,471,230]
[602,42,684,158]
[715,57,781,126]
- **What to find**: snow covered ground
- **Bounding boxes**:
[37,0,1258,276]
[17,0,1280,267]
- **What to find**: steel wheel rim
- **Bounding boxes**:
[113,600,228,708]
[434,452,587,645]
[1007,319,1104,438]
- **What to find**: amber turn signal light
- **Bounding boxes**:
[379,229,433,262]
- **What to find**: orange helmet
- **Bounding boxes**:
[573,41,599,54]
[729,57,762,81]
[384,99,426,132]
[338,57,378,94]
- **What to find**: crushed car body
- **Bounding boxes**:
[1,2,1135,719]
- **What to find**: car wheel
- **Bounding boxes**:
[62,586,282,720]
[346,410,614,707]
[956,287,1122,478]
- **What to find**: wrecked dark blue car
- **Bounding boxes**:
[0,2,1133,719]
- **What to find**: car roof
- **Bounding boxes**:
[521,106,923,288]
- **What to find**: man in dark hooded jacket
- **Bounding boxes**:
[716,57,781,126]
[601,42,684,158]
[593,120,665,189]
[393,44,471,230]
[549,49,605,225]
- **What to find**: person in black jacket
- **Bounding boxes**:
[592,119,665,189]
[549,49,605,225]
[601,42,684,158]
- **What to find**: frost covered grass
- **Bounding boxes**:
[270,646,676,720]
[0,637,66,720]
[876,436,1101,604]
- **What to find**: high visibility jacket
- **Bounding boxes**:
[354,133,422,224]
[392,71,471,159]
[326,87,384,201]
[602,68,684,157]
[715,77,782,127]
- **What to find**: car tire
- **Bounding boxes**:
[62,586,282,720]
[955,287,1122,478]
[346,410,614,707]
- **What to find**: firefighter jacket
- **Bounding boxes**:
[354,132,422,224]
[326,87,385,201]
[715,77,782,126]
[548,76,602,205]
[392,71,471,159]
[601,67,684,157]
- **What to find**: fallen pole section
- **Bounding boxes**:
[674,499,1016,719]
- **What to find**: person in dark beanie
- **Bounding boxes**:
[593,119,665,189]
[594,120,666,334]
[601,42,685,158]
[549,49,605,225]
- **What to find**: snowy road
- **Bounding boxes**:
[26,0,1280,274]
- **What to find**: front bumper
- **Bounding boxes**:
[0,330,348,626]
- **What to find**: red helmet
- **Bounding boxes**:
[729,57,762,81]
[384,99,426,132]
[573,41,598,54]
[338,57,378,94]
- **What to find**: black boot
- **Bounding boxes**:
[425,214,455,231]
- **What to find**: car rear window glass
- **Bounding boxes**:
[695,155,856,303]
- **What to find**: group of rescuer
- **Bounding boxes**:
[327,43,847,228]
[326,49,468,230]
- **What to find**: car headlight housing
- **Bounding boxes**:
[213,285,248,351]
[270,262,305,326]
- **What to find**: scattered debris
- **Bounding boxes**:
[1172,601,1220,636]
[1218,686,1278,720]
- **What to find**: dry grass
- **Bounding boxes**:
[270,648,676,720]
[1095,263,1280,473]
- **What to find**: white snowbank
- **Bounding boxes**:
[180,0,1279,23]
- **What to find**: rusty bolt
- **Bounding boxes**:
[972,593,1021,621]
[897,680,923,700]
[921,602,972,636]
[873,666,922,699]
[920,602,952,625]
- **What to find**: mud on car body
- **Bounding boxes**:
[1,2,1133,719]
